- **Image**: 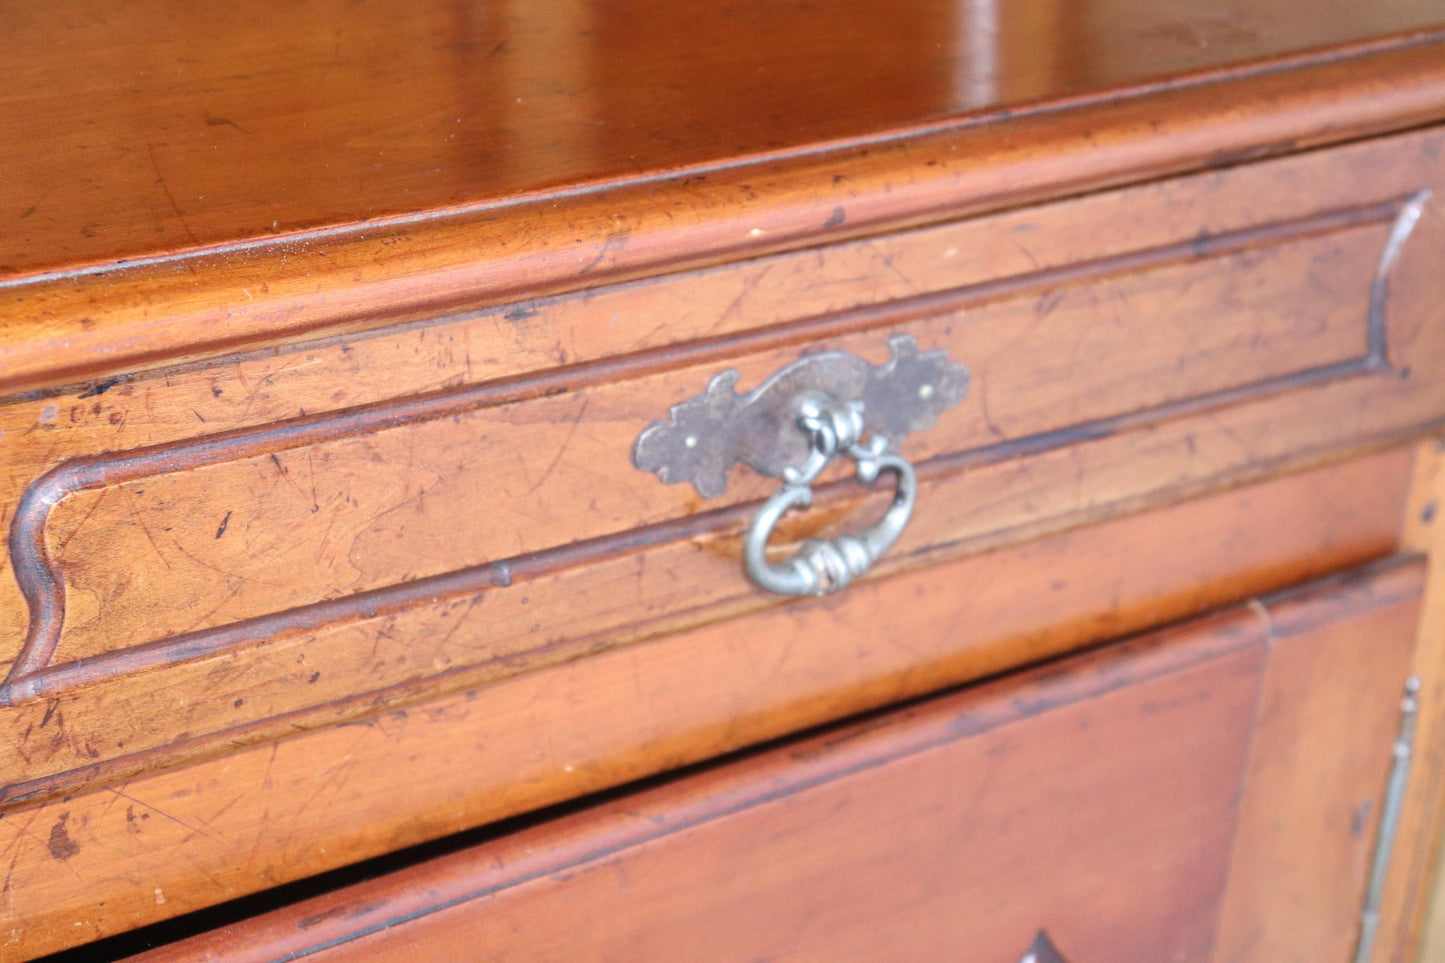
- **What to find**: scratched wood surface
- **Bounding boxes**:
[4,8,1445,959]
[2,129,1443,817]
[123,560,1426,963]
[0,451,1415,958]
[2,18,1445,392]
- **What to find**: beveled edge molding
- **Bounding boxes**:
[0,196,1422,706]
[3,38,1445,399]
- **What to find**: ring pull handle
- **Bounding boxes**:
[632,334,966,599]
[742,396,917,596]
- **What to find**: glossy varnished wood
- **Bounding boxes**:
[6,0,1444,280]
[126,559,1426,962]
[2,12,1445,391]
[6,6,1445,958]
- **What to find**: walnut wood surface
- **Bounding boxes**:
[0,452,1413,959]
[2,12,1445,392]
[125,558,1427,962]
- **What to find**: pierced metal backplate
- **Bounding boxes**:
[632,334,969,498]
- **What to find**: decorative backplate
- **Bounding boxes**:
[631,334,969,497]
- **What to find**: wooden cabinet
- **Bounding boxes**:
[124,558,1427,962]
[5,3,1445,961]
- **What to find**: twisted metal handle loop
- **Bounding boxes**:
[742,402,917,597]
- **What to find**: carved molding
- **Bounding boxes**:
[0,195,1423,706]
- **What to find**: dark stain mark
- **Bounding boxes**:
[488,39,509,56]
[308,671,321,684]
[205,116,252,135]
[1205,138,1299,170]
[577,230,630,276]
[215,510,233,540]
[832,174,849,185]
[1352,799,1373,838]
[504,305,538,322]
[40,700,57,729]
[210,383,223,397]
[823,206,846,229]
[20,206,36,219]
[48,813,79,861]
[1400,365,1413,380]
[124,805,151,834]
[1035,290,1065,317]
[1422,501,1437,525]
[234,698,244,708]
[299,903,367,930]
[1191,228,1212,259]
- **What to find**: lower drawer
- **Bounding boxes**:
[129,557,1426,962]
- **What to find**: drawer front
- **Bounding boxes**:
[128,558,1425,963]
[2,128,1443,804]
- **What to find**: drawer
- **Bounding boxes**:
[3,129,1444,792]
[124,557,1426,962]
[3,125,1445,954]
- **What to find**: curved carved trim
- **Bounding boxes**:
[1369,189,1432,361]
[1,197,1420,703]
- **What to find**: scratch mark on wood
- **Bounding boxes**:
[104,787,220,843]
[527,397,590,496]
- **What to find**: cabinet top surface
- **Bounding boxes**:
[6,0,1445,283]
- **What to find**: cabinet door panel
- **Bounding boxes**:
[130,559,1426,963]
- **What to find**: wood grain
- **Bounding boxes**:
[1215,566,1423,961]
[7,0,1443,281]
[0,452,1414,958]
[122,558,1427,963]
[129,601,1274,963]
[4,127,1433,676]
[3,28,1445,392]
[3,11,1445,957]
[1,126,1442,804]
[28,215,1390,668]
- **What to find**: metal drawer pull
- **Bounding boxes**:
[741,397,915,595]
[633,334,968,596]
